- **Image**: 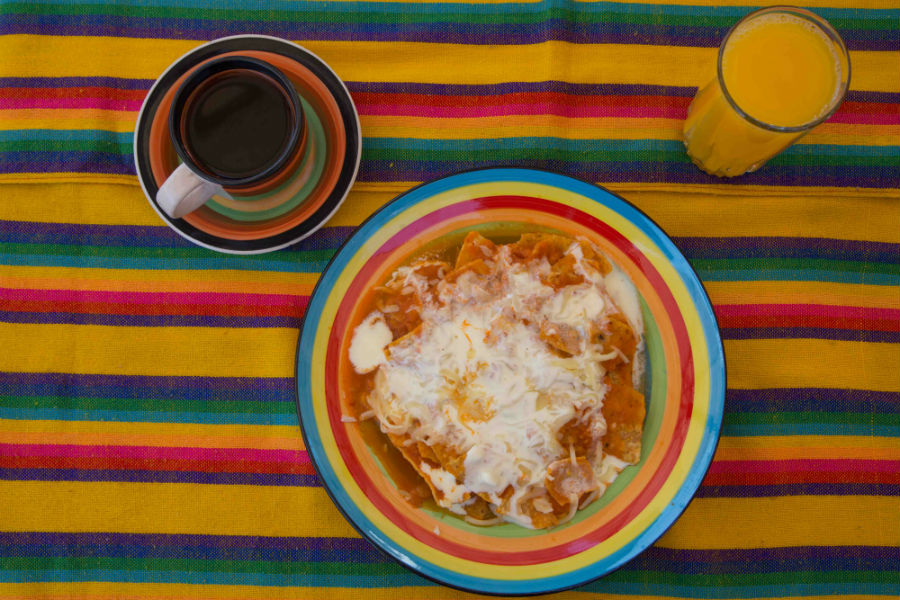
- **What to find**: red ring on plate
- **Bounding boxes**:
[323,196,695,564]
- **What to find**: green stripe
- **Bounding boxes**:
[0,243,335,264]
[0,556,894,585]
[690,258,899,276]
[2,141,895,170]
[362,147,896,168]
[1,3,895,31]
[0,556,401,576]
[4,139,895,169]
[724,411,900,427]
[0,395,293,415]
[0,140,131,154]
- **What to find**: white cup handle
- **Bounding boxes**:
[156,163,228,219]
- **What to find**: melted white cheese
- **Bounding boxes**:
[348,312,392,374]
[357,240,644,527]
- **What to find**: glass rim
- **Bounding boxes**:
[716,5,852,134]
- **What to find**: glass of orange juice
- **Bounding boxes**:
[683,6,850,177]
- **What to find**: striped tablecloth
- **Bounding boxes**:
[1,1,898,598]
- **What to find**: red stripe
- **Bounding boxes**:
[0,287,306,306]
[836,100,900,116]
[704,470,899,485]
[0,87,147,101]
[352,92,690,109]
[708,459,900,474]
[2,298,307,318]
[0,455,316,475]
[715,304,899,319]
[705,460,900,485]
[716,314,898,331]
[0,443,309,463]
[714,304,900,332]
[324,195,695,565]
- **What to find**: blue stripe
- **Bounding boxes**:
[0,407,298,426]
[725,389,900,414]
[0,531,380,558]
[719,328,900,343]
[0,469,318,487]
[362,160,900,189]
[672,236,900,262]
[0,372,294,401]
[0,14,894,50]
[1,151,134,175]
[0,76,154,89]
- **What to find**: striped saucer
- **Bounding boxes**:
[134,35,361,254]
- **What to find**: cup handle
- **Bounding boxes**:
[156,163,228,219]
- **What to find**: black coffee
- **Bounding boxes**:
[181,69,295,180]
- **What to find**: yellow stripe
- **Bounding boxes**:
[0,265,317,296]
[0,181,161,225]
[658,495,900,549]
[0,323,297,378]
[704,281,900,310]
[2,36,896,92]
[2,180,895,241]
[0,173,135,186]
[724,338,900,392]
[714,435,900,461]
[7,491,889,559]
[0,420,304,451]
[0,480,358,538]
[0,265,319,294]
[0,181,392,228]
[0,108,135,132]
[624,189,900,241]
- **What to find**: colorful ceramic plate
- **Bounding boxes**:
[134,35,361,254]
[295,168,725,594]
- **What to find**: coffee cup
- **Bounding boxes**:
[156,55,307,219]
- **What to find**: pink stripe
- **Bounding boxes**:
[708,459,900,474]
[0,287,305,307]
[0,97,144,111]
[715,304,900,320]
[356,103,681,119]
[0,443,310,464]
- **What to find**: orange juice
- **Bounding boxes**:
[683,8,849,177]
